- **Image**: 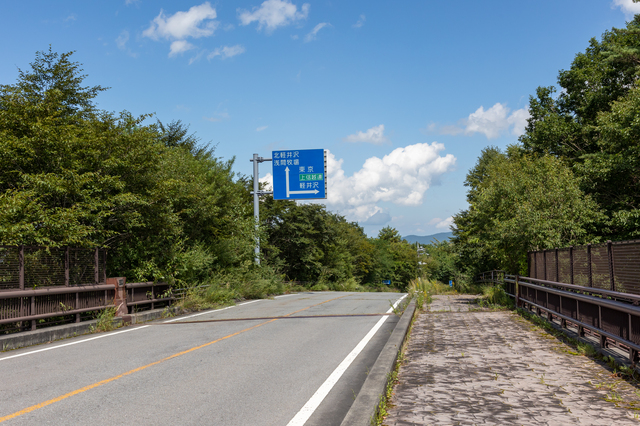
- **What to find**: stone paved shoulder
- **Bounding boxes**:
[384,294,640,425]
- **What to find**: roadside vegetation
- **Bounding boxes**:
[0,48,420,302]
[417,16,640,283]
[4,16,639,309]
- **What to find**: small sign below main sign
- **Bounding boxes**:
[272,149,327,200]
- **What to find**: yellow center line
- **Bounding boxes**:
[0,294,350,423]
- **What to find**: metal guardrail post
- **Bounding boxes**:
[607,240,615,292]
[543,250,547,281]
[598,305,607,348]
[555,248,559,282]
[76,290,80,323]
[577,298,584,337]
[19,245,24,291]
[94,248,99,285]
[515,275,520,307]
[587,244,592,288]
[569,246,574,285]
[65,247,70,286]
[31,296,35,331]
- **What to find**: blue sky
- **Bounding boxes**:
[1,0,639,237]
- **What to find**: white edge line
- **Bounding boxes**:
[275,294,296,299]
[286,294,407,426]
[0,325,150,362]
[1,298,264,360]
[162,305,235,323]
[164,298,262,323]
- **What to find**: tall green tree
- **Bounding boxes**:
[0,48,256,283]
[453,147,602,274]
[520,16,640,239]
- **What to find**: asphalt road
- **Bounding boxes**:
[0,291,406,426]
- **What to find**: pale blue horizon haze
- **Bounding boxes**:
[2,1,638,237]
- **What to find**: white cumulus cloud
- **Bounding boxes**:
[260,172,273,190]
[612,0,640,17]
[238,0,309,32]
[362,211,391,225]
[169,40,195,57]
[353,14,366,28]
[208,44,246,60]
[325,142,456,223]
[304,22,330,42]
[437,103,530,139]
[343,124,389,145]
[435,216,453,229]
[116,30,129,50]
[143,2,218,41]
[256,125,268,131]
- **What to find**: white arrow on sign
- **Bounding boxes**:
[285,167,320,198]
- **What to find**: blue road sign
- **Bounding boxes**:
[272,149,327,200]
[382,280,391,285]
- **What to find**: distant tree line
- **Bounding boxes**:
[0,48,418,292]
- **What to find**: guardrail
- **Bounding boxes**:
[527,239,640,294]
[476,270,505,284]
[125,282,173,312]
[0,284,115,332]
[503,274,640,364]
[0,277,208,335]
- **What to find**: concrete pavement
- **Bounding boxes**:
[0,292,406,426]
[385,294,640,425]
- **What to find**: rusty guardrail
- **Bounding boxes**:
[504,274,640,364]
[475,270,505,284]
[0,284,115,331]
[527,239,640,294]
[125,281,173,313]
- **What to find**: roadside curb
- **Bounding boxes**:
[0,307,177,352]
[341,299,417,426]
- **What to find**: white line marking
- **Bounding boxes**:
[238,300,261,306]
[287,294,408,426]
[0,326,150,362]
[1,298,267,360]
[163,306,234,323]
[275,294,295,299]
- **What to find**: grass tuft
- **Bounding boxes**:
[91,307,117,333]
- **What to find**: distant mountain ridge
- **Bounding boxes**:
[403,232,454,245]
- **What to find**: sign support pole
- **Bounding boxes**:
[250,154,272,265]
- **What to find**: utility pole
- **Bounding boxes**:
[250,154,272,264]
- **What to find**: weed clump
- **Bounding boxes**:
[92,307,117,333]
[481,285,512,307]
[407,277,454,309]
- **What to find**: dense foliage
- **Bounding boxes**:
[447,16,640,278]
[260,197,417,288]
[0,48,419,291]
